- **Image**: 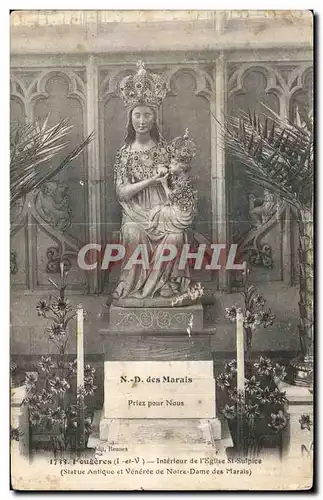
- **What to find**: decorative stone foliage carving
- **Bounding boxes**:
[236,199,287,269]
[114,310,195,330]
[46,246,72,274]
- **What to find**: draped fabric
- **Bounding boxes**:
[113,142,194,299]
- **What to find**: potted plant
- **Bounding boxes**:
[216,357,288,457]
[22,272,96,456]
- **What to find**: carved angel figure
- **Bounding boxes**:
[35,181,71,231]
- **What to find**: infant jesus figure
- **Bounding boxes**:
[151,128,198,235]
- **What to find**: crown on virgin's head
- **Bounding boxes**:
[170,129,197,163]
[119,60,168,110]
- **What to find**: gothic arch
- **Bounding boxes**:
[288,63,313,95]
[28,69,86,108]
[165,65,215,101]
[228,63,287,99]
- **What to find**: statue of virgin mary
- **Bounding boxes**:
[112,61,196,303]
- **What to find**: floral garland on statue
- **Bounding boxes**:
[168,173,198,213]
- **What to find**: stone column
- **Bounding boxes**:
[86,55,103,293]
[211,53,229,291]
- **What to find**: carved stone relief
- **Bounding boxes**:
[249,191,278,228]
[10,57,312,292]
[113,310,195,330]
[34,181,72,231]
[10,250,18,275]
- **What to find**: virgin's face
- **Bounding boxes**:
[131,106,154,135]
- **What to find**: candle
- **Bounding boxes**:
[77,304,84,389]
[236,308,245,396]
[242,261,247,279]
[60,261,64,280]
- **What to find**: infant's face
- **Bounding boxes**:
[156,165,168,176]
[169,160,186,175]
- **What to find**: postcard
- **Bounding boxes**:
[10,10,314,491]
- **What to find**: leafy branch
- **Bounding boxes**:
[213,105,313,212]
[10,116,95,205]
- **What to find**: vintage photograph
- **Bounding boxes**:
[10,10,313,490]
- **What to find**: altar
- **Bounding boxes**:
[94,298,222,449]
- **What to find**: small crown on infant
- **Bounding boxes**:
[170,129,197,163]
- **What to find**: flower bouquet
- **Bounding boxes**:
[216,357,289,456]
[22,273,96,455]
[225,266,275,368]
[23,359,96,454]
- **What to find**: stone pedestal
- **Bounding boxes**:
[108,303,204,332]
[95,302,222,449]
[11,384,29,457]
[98,359,221,446]
[277,379,313,460]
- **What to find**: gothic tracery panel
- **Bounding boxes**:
[228,65,281,261]
[289,66,313,123]
[33,72,87,244]
[10,69,89,291]
[227,62,313,284]
[10,96,25,124]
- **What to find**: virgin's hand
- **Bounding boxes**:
[149,172,169,186]
[156,169,169,179]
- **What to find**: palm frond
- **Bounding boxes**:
[10,117,95,205]
[215,106,313,211]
